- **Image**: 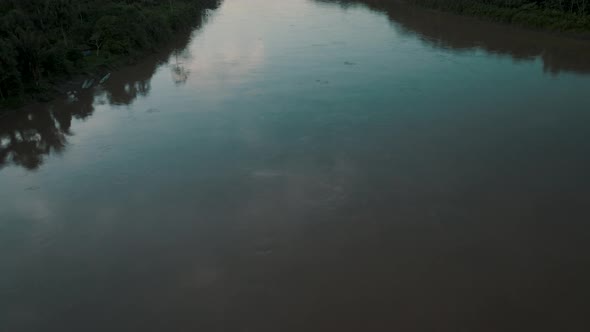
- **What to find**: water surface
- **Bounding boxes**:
[2,0,590,331]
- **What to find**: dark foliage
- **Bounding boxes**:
[322,0,590,31]
[411,0,590,30]
[0,0,219,105]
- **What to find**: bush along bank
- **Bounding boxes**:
[0,0,220,110]
[406,0,590,32]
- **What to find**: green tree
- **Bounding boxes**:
[0,38,21,99]
[0,0,221,106]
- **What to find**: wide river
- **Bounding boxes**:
[2,0,590,331]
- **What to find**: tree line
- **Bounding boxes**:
[425,0,590,14]
[321,0,589,31]
[0,0,219,105]
[405,0,590,30]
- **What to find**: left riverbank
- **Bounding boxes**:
[0,0,220,111]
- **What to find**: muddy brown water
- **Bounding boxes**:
[1,0,590,331]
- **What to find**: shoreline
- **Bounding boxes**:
[3,0,590,112]
[405,0,590,34]
[1,39,179,113]
[322,0,590,36]
[0,1,219,112]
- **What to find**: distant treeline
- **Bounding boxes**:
[406,0,590,30]
[325,0,589,31]
[0,0,219,105]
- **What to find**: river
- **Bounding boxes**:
[1,0,590,331]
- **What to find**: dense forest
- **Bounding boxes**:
[414,0,589,29]
[415,0,590,15]
[0,0,219,107]
[404,0,589,30]
[324,0,589,31]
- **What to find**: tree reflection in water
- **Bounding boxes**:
[3,1,590,171]
[171,49,192,86]
[0,16,205,171]
[317,0,590,75]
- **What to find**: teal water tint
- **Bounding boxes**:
[1,0,590,331]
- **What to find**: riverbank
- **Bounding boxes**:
[321,0,590,33]
[0,0,219,111]
[405,0,590,32]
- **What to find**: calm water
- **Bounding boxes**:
[2,0,590,331]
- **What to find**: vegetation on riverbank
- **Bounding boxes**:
[324,0,590,32]
[0,0,219,109]
[406,0,590,31]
